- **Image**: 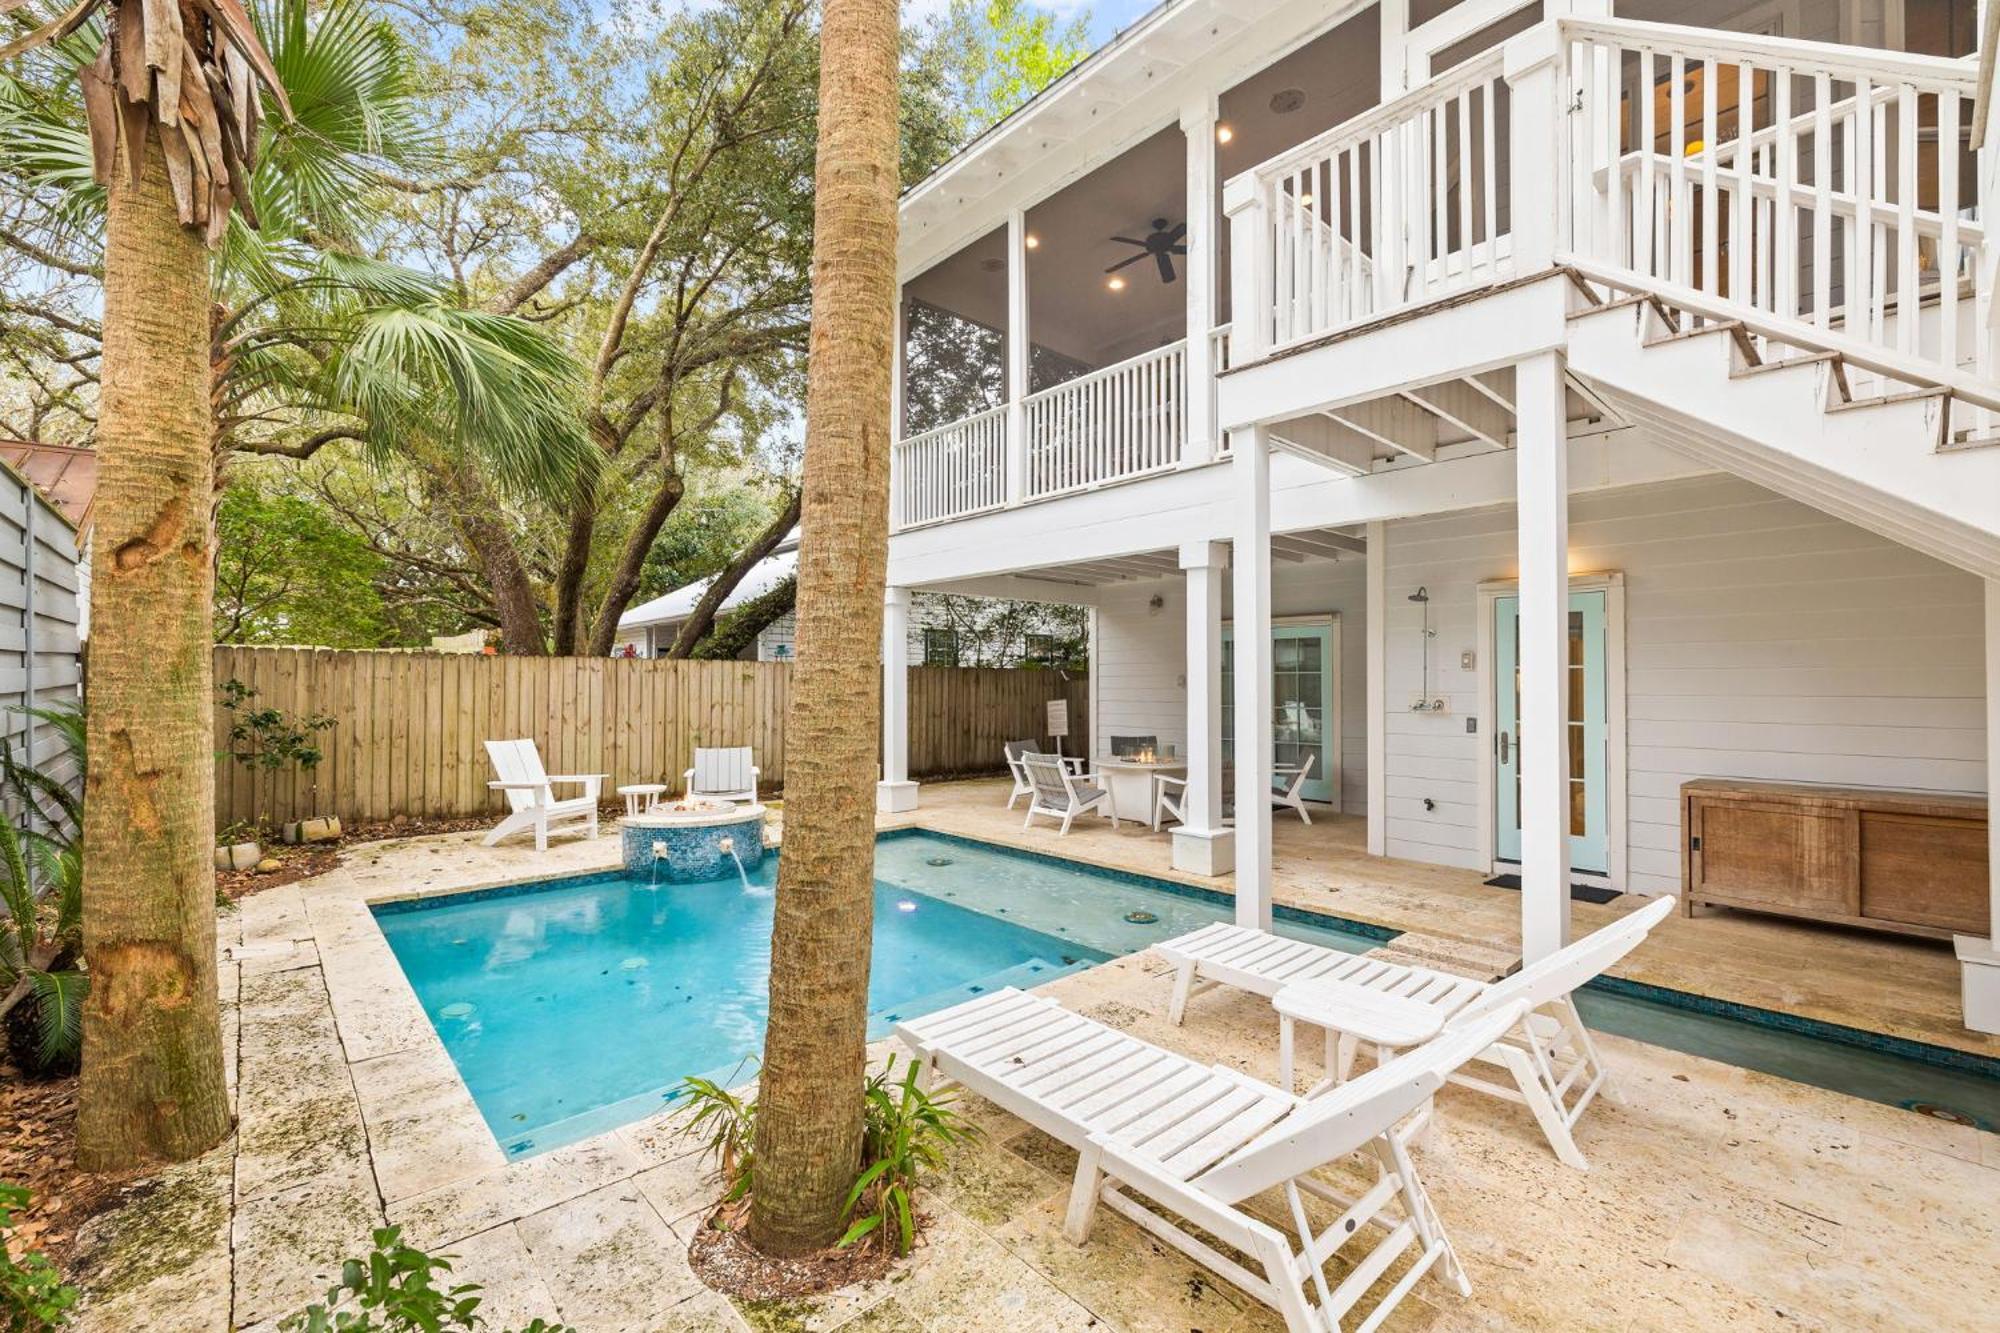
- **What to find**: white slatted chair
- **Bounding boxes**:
[684,746,758,804]
[897,987,1524,1333]
[1003,740,1039,810]
[482,739,605,851]
[1154,895,1678,1170]
[1151,773,1187,832]
[1021,753,1113,834]
[1273,753,1316,824]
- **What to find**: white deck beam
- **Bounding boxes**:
[1175,540,1233,877]
[1005,209,1029,507]
[878,587,919,813]
[1232,427,1275,929]
[1515,351,1571,962]
[1182,95,1218,465]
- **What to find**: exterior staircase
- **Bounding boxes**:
[1563,275,2000,581]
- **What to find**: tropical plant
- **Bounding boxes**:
[674,1071,759,1202]
[279,1226,569,1333]
[0,703,85,1075]
[838,1057,976,1256]
[675,1057,974,1258]
[0,1183,76,1331]
[749,0,905,1255]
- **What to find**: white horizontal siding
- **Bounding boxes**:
[1381,473,1987,890]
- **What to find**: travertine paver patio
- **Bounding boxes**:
[65,809,2000,1331]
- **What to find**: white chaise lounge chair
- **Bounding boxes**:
[482,739,605,851]
[896,986,1524,1333]
[1153,895,1678,1169]
[684,746,758,804]
[1021,753,1113,834]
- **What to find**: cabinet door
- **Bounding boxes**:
[1859,812,1988,934]
[1692,796,1859,916]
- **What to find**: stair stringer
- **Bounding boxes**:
[1564,303,2000,580]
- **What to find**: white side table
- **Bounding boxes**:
[618,783,669,817]
[1272,976,1449,1096]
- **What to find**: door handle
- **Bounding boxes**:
[1497,731,1511,764]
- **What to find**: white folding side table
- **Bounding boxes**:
[1271,976,1457,1096]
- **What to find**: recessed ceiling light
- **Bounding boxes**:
[1215,124,1234,144]
[1270,87,1307,115]
[1025,233,1040,249]
[1107,275,1127,292]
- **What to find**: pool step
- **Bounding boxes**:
[870,956,1094,1033]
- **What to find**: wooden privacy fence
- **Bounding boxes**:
[212,647,1088,829]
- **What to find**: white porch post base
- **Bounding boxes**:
[1171,825,1235,877]
[1956,937,2000,1033]
[877,780,920,814]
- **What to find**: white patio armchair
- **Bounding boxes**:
[1272,753,1316,824]
[1005,740,1087,810]
[482,739,605,851]
[684,746,759,804]
[1151,773,1186,832]
[1021,753,1114,834]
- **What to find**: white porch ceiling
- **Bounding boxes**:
[1002,524,1367,588]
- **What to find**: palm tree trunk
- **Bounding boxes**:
[748,0,900,1256]
[76,132,232,1171]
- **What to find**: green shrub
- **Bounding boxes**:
[279,1227,569,1333]
[0,1183,76,1332]
[674,1055,976,1258]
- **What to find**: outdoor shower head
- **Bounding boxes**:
[1408,586,1430,603]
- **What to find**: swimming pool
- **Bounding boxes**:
[375,828,1999,1156]
[373,832,1379,1156]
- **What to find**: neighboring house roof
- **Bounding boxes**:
[0,440,95,530]
[617,539,799,632]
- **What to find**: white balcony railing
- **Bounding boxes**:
[892,403,1007,527]
[1562,18,1987,390]
[1235,49,1511,354]
[1025,339,1188,499]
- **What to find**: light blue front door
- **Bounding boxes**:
[1221,623,1336,805]
[1494,591,1608,875]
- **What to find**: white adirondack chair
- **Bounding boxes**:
[1151,773,1186,831]
[1021,753,1112,834]
[1003,739,1038,810]
[1153,895,1678,1169]
[1272,753,1316,824]
[684,746,758,803]
[897,987,1524,1333]
[482,739,605,851]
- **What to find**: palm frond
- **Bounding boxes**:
[27,967,86,1064]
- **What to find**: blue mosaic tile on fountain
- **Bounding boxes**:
[620,813,765,882]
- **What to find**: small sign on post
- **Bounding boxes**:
[1046,698,1069,758]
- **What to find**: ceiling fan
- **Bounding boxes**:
[1106,218,1188,284]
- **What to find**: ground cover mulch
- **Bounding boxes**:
[0,1066,134,1268]
[687,1199,900,1300]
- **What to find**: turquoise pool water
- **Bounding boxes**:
[374,832,1376,1156]
[376,830,1998,1156]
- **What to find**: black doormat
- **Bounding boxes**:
[1482,873,1623,905]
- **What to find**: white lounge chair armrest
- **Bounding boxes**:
[546,773,607,784]
[489,780,553,791]
[1090,1135,1289,1250]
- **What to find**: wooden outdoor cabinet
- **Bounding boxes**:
[1681,779,1989,940]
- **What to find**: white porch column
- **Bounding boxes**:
[1181,97,1218,465]
[1503,22,1565,275]
[1515,350,1570,963]
[1365,520,1388,857]
[1232,426,1275,929]
[1004,209,1030,506]
[1174,540,1233,876]
[877,587,919,813]
[1956,578,2000,1033]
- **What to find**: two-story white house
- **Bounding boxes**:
[872,0,2000,1032]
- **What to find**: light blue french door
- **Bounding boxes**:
[1221,623,1336,804]
[1494,591,1608,874]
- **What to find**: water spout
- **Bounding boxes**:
[650,839,668,889]
[719,835,754,892]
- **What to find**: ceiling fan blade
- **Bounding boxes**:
[1156,251,1177,284]
[1168,244,1187,255]
[1105,252,1149,274]
[1166,221,1187,243]
[1109,236,1149,248]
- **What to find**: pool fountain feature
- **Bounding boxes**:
[620,799,766,882]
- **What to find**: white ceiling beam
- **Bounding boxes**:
[1281,529,1367,556]
[1404,378,1513,449]
[1326,396,1439,461]
[1268,415,1377,474]
[1469,367,1516,412]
